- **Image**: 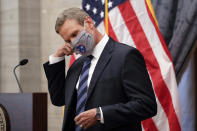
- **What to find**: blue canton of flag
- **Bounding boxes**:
[82,0,127,27]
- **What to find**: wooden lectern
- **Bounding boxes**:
[0,93,47,131]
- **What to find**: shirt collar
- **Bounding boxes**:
[92,34,109,59]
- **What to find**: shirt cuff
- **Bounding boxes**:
[49,54,65,64]
[99,107,104,124]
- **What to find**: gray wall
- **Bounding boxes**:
[19,0,41,93]
[0,0,20,93]
[0,0,41,92]
[0,0,81,130]
[0,0,1,87]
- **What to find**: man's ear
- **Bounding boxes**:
[84,16,94,30]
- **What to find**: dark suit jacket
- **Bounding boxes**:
[43,38,157,131]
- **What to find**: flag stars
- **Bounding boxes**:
[102,0,105,5]
[93,8,97,14]
[108,1,113,8]
[101,0,113,8]
[100,11,104,18]
[85,4,90,11]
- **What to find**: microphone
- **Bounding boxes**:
[13,59,29,93]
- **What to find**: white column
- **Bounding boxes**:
[18,0,41,92]
[0,0,20,92]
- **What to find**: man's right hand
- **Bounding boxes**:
[54,42,73,57]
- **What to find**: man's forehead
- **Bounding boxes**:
[61,19,78,29]
[58,19,83,41]
[60,19,80,32]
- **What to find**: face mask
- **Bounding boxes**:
[71,29,95,56]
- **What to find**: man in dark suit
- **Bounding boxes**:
[43,8,157,131]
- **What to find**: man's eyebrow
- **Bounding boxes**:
[71,30,79,36]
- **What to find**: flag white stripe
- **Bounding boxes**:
[97,22,105,35]
[152,98,170,131]
[108,7,136,48]
[130,0,181,122]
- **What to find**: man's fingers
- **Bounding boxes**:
[64,42,71,47]
[63,45,71,51]
[83,119,91,130]
[54,43,73,57]
[74,112,85,123]
[76,114,89,126]
[74,109,97,130]
[76,117,84,125]
[74,113,82,122]
[62,45,73,56]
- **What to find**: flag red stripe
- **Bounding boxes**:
[144,0,174,66]
[118,1,181,130]
[69,54,76,67]
[143,0,180,129]
[142,118,158,131]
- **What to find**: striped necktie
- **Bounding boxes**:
[75,56,93,131]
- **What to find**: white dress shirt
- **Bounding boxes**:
[49,34,109,123]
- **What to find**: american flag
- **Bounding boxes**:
[69,0,181,130]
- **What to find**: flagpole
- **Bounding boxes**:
[105,0,109,35]
[146,0,158,26]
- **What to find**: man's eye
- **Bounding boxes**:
[72,33,77,37]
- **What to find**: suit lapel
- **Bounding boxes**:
[86,38,115,101]
[65,57,85,107]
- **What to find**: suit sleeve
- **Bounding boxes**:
[43,60,66,106]
[102,49,157,129]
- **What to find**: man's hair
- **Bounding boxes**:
[55,8,88,33]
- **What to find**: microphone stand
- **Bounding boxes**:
[13,64,23,93]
